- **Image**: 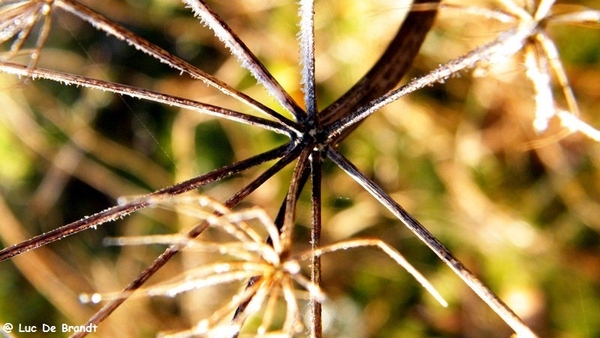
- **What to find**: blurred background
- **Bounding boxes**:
[1,0,600,337]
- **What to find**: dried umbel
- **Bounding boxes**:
[0,0,53,68]
[1,0,599,337]
[80,195,446,337]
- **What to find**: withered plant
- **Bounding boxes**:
[1,0,599,337]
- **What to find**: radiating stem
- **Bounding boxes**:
[280,149,311,257]
[319,0,439,141]
[72,143,303,337]
[310,150,323,338]
[327,148,537,338]
[54,0,301,131]
[182,0,305,121]
[299,0,317,119]
[0,62,294,136]
[325,23,537,141]
[0,144,289,262]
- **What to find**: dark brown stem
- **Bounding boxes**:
[280,148,312,258]
[319,0,440,143]
[310,150,323,338]
[72,143,304,337]
[326,147,537,338]
[0,144,290,263]
[230,158,311,338]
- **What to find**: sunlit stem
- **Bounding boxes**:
[525,44,555,133]
[499,0,531,20]
[54,0,301,131]
[257,284,280,335]
[79,263,269,303]
[182,0,305,120]
[3,1,53,71]
[281,276,304,334]
[535,32,580,117]
[325,23,537,141]
[299,0,317,119]
[534,0,556,21]
[558,111,600,141]
[297,238,447,308]
[192,278,266,337]
[550,9,600,26]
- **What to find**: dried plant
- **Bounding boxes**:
[1,0,599,337]
[79,195,446,337]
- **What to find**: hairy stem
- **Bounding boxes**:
[327,148,537,338]
[72,143,303,337]
[0,144,289,262]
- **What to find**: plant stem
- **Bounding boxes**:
[310,150,323,338]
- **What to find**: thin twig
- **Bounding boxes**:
[0,144,290,262]
[309,150,323,338]
[325,23,538,142]
[295,238,447,308]
[72,142,304,337]
[0,62,294,136]
[280,148,311,258]
[54,0,301,132]
[299,0,317,119]
[181,0,306,121]
[326,147,537,338]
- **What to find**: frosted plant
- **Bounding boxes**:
[0,0,52,69]
[449,0,600,143]
[79,195,446,337]
[0,0,599,337]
